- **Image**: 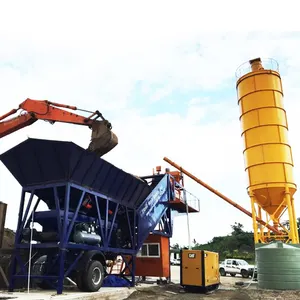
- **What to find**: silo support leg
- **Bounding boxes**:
[285,188,299,244]
[258,207,263,240]
[291,197,299,242]
[250,193,259,244]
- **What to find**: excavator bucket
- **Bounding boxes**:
[87,121,118,157]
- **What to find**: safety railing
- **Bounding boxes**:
[235,57,279,80]
[140,173,200,213]
[173,183,200,212]
[185,192,200,212]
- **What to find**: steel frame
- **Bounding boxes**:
[9,182,141,294]
[152,208,173,237]
[9,173,177,294]
[249,188,299,244]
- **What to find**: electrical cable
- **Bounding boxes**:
[242,255,257,289]
[181,172,191,250]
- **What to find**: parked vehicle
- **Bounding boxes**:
[170,258,180,265]
[219,259,257,278]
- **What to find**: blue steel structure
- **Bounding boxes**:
[0,138,196,294]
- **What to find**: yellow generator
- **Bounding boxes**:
[180,249,220,292]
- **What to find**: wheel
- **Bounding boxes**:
[241,269,249,278]
[81,260,104,292]
[219,268,226,276]
[230,273,236,277]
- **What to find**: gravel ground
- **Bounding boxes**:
[126,266,300,300]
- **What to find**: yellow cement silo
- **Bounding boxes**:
[236,57,299,244]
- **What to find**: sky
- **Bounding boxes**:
[0,1,300,246]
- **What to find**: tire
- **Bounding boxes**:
[241,269,249,278]
[230,273,236,277]
[81,260,104,292]
[76,271,86,292]
[219,268,226,276]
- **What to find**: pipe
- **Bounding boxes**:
[249,57,264,71]
[163,157,282,235]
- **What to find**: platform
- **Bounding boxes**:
[168,189,200,213]
[168,199,199,213]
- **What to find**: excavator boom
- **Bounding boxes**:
[0,98,118,157]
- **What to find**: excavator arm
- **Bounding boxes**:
[0,98,118,157]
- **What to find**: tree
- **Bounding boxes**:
[191,222,255,262]
[231,222,244,235]
[282,218,300,238]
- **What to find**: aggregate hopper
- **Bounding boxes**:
[0,138,174,294]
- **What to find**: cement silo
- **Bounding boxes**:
[236,57,299,244]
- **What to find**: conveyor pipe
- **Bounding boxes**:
[163,157,282,235]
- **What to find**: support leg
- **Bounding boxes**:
[258,207,263,242]
[291,197,299,243]
[57,249,66,294]
[57,184,70,294]
[131,255,136,287]
[249,192,259,244]
[285,188,298,244]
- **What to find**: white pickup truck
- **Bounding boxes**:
[170,258,180,265]
[219,259,257,278]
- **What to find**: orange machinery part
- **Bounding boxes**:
[163,157,282,235]
[0,98,110,138]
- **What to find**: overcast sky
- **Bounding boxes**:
[0,1,299,246]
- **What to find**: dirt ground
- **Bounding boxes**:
[126,284,300,300]
[127,283,300,300]
[126,269,300,300]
